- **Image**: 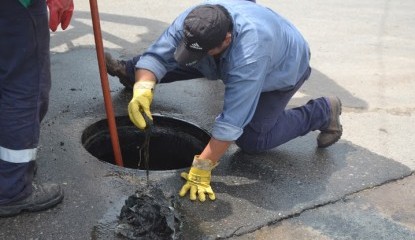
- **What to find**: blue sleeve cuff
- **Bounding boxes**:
[135,55,167,83]
[211,120,243,141]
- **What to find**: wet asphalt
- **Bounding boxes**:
[1,0,414,239]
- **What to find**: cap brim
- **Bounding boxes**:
[174,41,207,67]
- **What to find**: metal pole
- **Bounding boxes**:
[89,0,124,167]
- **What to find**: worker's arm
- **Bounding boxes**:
[178,60,269,203]
[135,69,157,83]
[199,137,232,164]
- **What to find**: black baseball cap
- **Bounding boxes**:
[174,4,232,67]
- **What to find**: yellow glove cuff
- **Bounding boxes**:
[132,88,154,99]
[186,156,218,188]
[192,155,218,171]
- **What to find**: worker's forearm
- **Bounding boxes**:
[135,69,157,83]
[199,137,232,163]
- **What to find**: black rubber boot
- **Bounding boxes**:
[0,183,64,217]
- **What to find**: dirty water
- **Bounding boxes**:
[138,114,153,184]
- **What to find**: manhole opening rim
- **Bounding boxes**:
[81,114,211,171]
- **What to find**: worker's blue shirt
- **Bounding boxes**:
[136,0,310,141]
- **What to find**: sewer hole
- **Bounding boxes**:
[82,115,210,170]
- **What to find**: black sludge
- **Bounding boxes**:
[115,188,182,240]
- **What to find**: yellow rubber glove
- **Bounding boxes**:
[128,81,155,129]
[179,155,219,202]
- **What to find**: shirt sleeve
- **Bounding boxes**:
[211,56,270,141]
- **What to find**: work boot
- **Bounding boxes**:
[317,96,342,148]
[0,183,64,217]
[105,52,133,89]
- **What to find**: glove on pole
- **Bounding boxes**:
[47,0,74,31]
[179,155,218,202]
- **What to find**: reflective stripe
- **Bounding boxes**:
[0,146,37,163]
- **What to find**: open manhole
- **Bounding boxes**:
[82,115,210,170]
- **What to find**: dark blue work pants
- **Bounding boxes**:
[235,67,330,153]
[0,0,50,204]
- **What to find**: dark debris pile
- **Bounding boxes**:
[115,187,182,240]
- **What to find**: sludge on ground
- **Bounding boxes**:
[115,187,182,240]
